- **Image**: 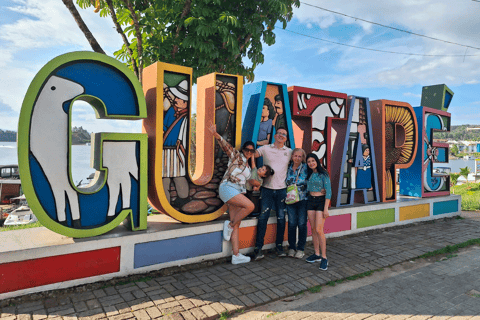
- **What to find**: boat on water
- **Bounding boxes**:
[463,155,476,160]
[3,205,38,226]
[0,164,22,204]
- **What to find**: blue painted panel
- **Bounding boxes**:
[56,62,139,116]
[241,82,264,146]
[433,200,458,215]
[400,107,424,197]
[444,92,453,110]
[437,148,447,162]
[134,232,223,268]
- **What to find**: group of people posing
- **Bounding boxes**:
[209,123,331,271]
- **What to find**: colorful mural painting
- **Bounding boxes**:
[142,62,243,223]
[399,107,451,197]
[287,86,347,167]
[241,82,295,149]
[17,52,148,238]
[333,96,380,207]
[16,51,456,238]
[399,84,452,198]
[370,100,418,202]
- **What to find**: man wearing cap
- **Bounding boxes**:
[163,79,190,207]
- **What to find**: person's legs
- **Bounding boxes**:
[297,200,308,251]
[255,188,274,250]
[287,203,299,251]
[307,210,320,256]
[274,188,287,247]
[226,194,254,255]
[315,211,327,258]
[227,194,255,227]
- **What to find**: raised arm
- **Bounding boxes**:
[208,122,238,160]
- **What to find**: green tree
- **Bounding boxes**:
[450,144,459,156]
[71,0,300,83]
[449,172,460,194]
[460,166,471,185]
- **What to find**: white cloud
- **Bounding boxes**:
[289,0,480,88]
[403,92,421,98]
[2,0,121,51]
[0,0,126,131]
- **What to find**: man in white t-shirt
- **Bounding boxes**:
[253,127,292,259]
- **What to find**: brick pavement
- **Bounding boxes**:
[257,244,480,320]
[1,214,480,320]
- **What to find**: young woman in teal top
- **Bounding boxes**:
[305,153,331,271]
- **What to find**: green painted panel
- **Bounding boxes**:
[357,208,395,229]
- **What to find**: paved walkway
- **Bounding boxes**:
[1,213,480,320]
[233,245,480,319]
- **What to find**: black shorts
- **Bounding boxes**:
[307,195,326,211]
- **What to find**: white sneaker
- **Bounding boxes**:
[295,250,305,259]
[288,249,296,257]
[232,253,251,265]
[223,220,233,241]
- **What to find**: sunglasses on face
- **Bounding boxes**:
[276,132,287,137]
[243,148,255,153]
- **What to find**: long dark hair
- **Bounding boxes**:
[242,141,255,167]
[264,98,275,120]
[306,153,328,179]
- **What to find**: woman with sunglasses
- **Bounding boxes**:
[208,122,256,264]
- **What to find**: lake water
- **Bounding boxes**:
[0,141,95,186]
[2,140,478,185]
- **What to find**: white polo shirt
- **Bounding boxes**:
[257,144,292,190]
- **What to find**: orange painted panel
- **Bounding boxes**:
[239,223,288,249]
[399,204,430,221]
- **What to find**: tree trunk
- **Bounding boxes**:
[105,0,139,78]
[62,0,106,54]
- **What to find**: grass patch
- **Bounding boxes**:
[0,221,42,232]
[308,285,322,293]
[311,268,384,291]
[455,216,465,220]
[453,183,480,210]
[417,238,480,259]
[267,312,281,318]
[219,311,230,320]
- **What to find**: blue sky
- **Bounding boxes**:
[1,0,480,134]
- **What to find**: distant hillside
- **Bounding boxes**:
[0,129,16,142]
[0,127,91,144]
[435,125,480,141]
[71,126,91,145]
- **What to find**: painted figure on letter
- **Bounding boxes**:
[273,95,286,133]
[257,98,275,146]
[163,79,190,206]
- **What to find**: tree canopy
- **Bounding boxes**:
[74,0,300,83]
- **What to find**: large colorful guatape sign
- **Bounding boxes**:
[18,52,452,238]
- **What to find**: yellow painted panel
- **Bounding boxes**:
[399,204,429,221]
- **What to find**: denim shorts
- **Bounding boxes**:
[307,195,326,211]
[219,181,243,203]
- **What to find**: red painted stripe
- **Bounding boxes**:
[0,247,120,294]
[308,214,351,235]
